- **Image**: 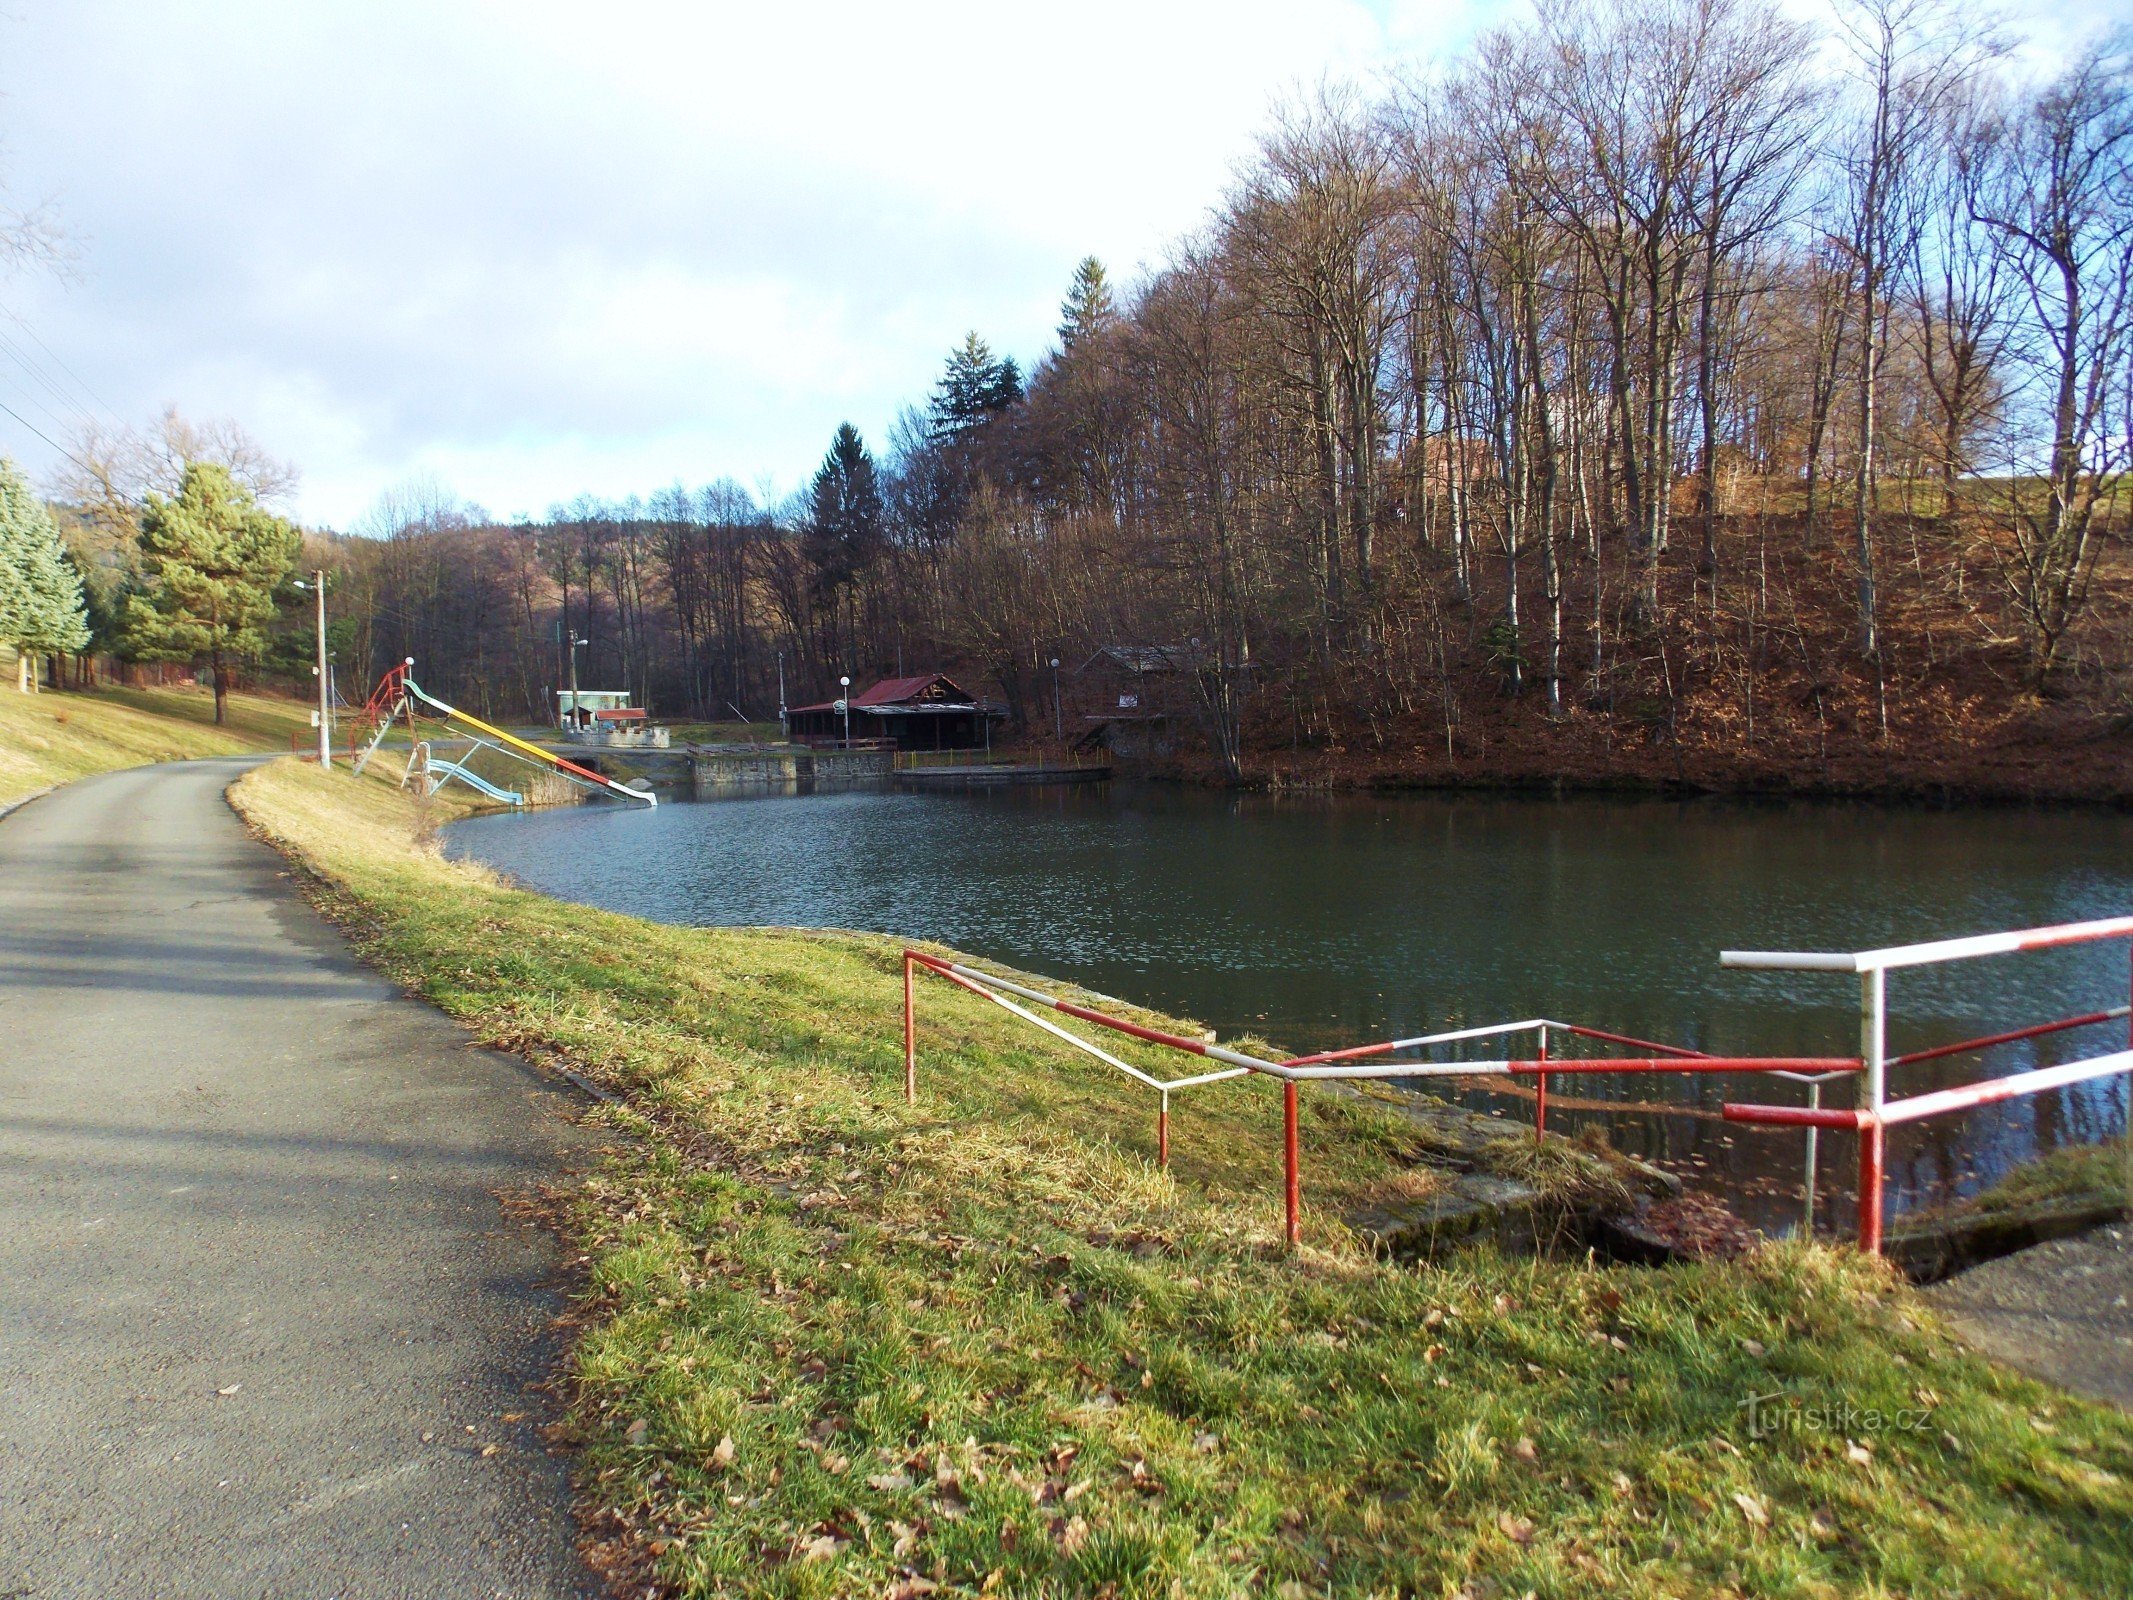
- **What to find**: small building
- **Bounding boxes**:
[1074,645,1205,758]
[556,689,643,732]
[786,672,998,750]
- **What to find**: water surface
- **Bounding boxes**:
[446,784,2133,1233]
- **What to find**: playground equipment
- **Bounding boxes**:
[351,659,656,808]
[901,913,2133,1254]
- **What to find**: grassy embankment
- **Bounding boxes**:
[1917,1138,2133,1225]
[0,656,315,805]
[231,755,2133,1600]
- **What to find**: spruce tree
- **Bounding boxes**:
[122,461,300,723]
[1056,256,1115,353]
[0,455,89,692]
[928,333,1022,442]
[804,423,886,594]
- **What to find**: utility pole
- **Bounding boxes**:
[314,571,331,766]
[293,571,333,766]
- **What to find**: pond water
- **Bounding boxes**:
[445,783,2133,1235]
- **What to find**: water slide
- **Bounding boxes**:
[408,740,526,806]
[352,661,657,808]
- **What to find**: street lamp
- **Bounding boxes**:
[1050,657,1062,743]
[838,675,851,749]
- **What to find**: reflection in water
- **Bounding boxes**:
[447,784,2133,1235]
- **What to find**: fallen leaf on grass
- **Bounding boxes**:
[1512,1437,1539,1463]
[624,1419,648,1446]
[1846,1440,1873,1467]
[1733,1491,1769,1528]
[710,1434,737,1469]
[800,1533,842,1561]
[1053,1515,1090,1555]
[870,1471,915,1492]
[1497,1511,1536,1545]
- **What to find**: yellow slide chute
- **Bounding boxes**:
[354,661,656,808]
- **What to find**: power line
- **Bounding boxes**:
[0,308,126,426]
[0,328,107,443]
[0,394,97,478]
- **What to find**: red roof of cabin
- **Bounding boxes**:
[789,672,975,714]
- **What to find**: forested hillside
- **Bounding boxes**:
[131,1,2133,794]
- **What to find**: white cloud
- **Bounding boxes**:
[0,0,1493,525]
[3,1,2116,528]
[34,0,2091,533]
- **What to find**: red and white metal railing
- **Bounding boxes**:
[901,950,1859,1248]
[1721,916,2133,1254]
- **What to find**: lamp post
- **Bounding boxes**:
[292,571,331,767]
[1050,657,1062,743]
[839,675,851,749]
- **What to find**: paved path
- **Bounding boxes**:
[0,758,599,1599]
[1926,1220,2133,1411]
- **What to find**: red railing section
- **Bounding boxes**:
[902,916,2133,1255]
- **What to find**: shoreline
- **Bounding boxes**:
[219,754,2133,1599]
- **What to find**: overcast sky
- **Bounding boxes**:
[0,1,2113,530]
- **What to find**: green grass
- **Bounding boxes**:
[663,720,787,744]
[1934,1138,2133,1222]
[0,652,316,804]
[230,756,2133,1600]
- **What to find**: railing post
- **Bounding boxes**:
[1802,1079,1821,1237]
[1534,1024,1550,1144]
[1283,1080,1301,1249]
[1158,1089,1170,1171]
[1859,967,1887,1254]
[903,953,917,1103]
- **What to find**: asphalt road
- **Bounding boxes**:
[0,757,600,1599]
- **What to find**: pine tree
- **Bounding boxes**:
[0,455,89,692]
[122,461,301,723]
[1056,256,1115,354]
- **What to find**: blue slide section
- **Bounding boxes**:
[426,758,524,806]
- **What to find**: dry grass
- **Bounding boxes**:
[0,656,315,804]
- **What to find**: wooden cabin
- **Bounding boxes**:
[785,672,998,750]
